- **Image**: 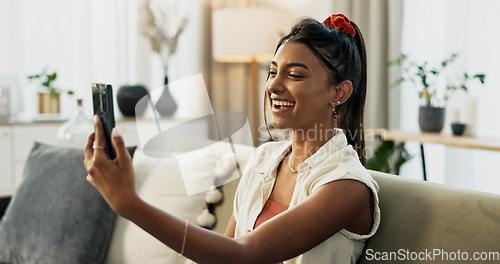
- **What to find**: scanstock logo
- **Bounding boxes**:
[134,73,254,196]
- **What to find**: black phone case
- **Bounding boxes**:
[92,83,116,159]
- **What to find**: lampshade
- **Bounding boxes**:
[212,7,291,63]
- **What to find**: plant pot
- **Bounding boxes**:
[451,122,466,136]
[117,85,149,117]
[37,92,60,114]
[419,106,445,132]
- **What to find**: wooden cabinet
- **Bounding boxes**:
[0,118,207,197]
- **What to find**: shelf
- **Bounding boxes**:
[368,130,500,152]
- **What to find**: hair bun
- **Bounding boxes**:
[321,13,356,38]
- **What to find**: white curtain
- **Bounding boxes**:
[331,0,404,130]
[0,0,145,118]
[0,0,205,120]
[398,0,500,194]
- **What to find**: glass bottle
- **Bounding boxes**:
[57,99,93,148]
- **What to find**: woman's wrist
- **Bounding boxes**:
[115,191,143,220]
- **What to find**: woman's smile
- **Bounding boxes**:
[272,99,296,114]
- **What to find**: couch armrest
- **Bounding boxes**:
[358,171,500,263]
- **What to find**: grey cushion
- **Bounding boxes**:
[0,142,136,264]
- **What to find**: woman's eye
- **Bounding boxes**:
[288,73,303,78]
[267,70,277,78]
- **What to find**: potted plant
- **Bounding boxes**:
[390,53,485,132]
[367,140,412,175]
[28,69,73,114]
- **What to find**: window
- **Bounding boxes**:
[399,0,500,194]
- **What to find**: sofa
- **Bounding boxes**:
[1,139,499,263]
[357,172,500,263]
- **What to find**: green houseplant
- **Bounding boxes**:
[390,54,485,132]
[28,69,73,114]
[367,140,412,175]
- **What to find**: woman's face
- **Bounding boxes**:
[266,41,335,132]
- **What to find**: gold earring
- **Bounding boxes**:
[332,104,338,119]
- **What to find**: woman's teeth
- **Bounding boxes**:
[273,100,296,107]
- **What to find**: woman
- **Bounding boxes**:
[84,13,380,264]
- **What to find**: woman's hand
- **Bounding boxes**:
[84,116,137,217]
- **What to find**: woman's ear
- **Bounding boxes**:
[329,80,353,105]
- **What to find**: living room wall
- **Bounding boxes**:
[0,0,205,120]
[0,0,334,122]
[397,0,500,194]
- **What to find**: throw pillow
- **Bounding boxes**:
[104,152,207,264]
[104,141,255,264]
[0,142,136,264]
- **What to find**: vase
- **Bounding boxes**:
[0,86,10,121]
[419,106,445,132]
[117,84,149,117]
[155,76,177,116]
[57,99,93,147]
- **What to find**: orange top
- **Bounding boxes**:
[254,199,289,229]
[254,200,288,263]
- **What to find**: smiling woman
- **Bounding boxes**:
[230,17,377,263]
[84,13,379,264]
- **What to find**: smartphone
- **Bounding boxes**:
[92,83,116,159]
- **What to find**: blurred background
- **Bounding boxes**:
[1,0,499,195]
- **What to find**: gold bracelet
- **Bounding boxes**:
[179,220,188,256]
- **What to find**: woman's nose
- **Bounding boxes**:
[266,76,284,94]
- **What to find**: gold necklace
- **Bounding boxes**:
[288,154,298,173]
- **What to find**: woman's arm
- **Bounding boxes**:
[84,117,372,264]
[125,179,371,264]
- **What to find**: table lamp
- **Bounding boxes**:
[212,6,290,146]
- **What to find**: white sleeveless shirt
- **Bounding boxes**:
[233,129,380,263]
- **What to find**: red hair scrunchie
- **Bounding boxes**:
[321,13,356,38]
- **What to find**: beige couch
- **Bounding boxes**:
[359,171,500,264]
